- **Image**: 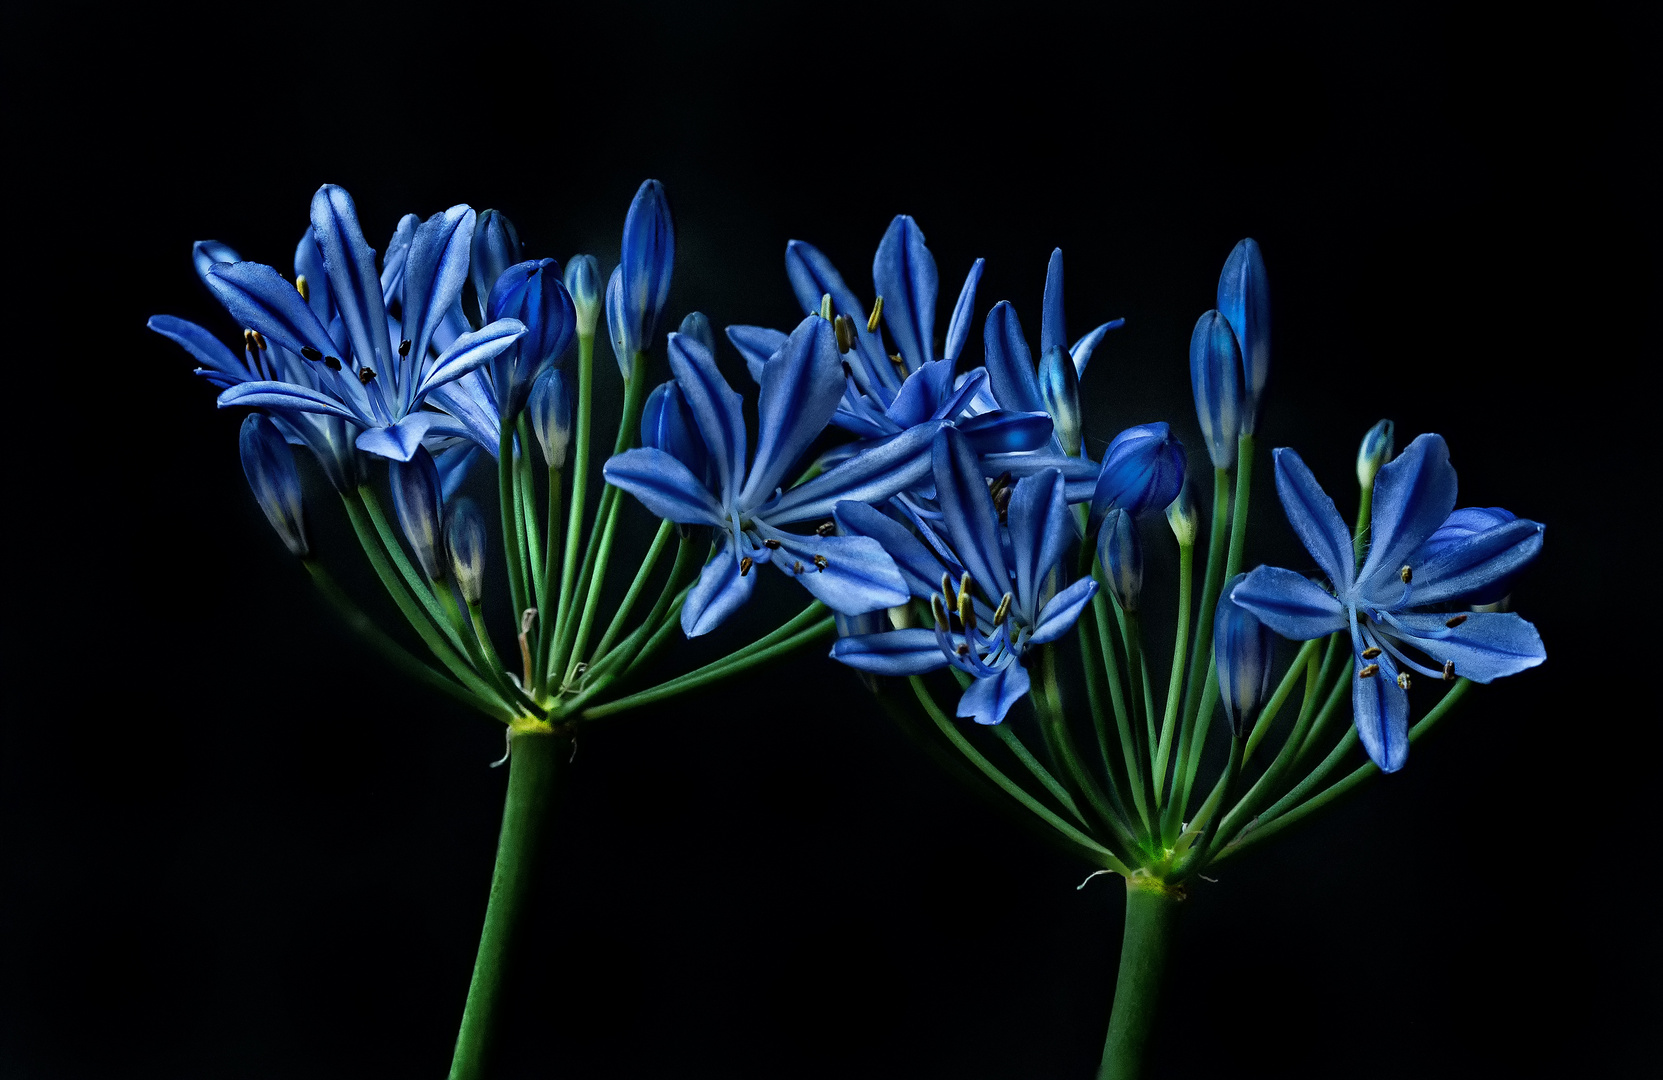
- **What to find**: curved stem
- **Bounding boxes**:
[1097,879,1181,1080]
[1152,540,1193,808]
[448,730,563,1080]
[498,419,529,630]
[1166,468,1231,842]
[554,335,595,653]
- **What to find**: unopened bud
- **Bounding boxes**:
[563,254,602,338]
[1038,345,1082,456]
[1356,419,1395,490]
[1165,482,1199,547]
[446,498,487,604]
[390,447,447,580]
[528,366,573,470]
[238,414,308,557]
[1097,508,1143,612]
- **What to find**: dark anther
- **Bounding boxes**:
[1442,660,1456,681]
[1445,614,1468,628]
[358,368,377,384]
[1359,663,1380,678]
[817,522,835,536]
[841,361,854,379]
[323,355,342,370]
[957,643,970,656]
[763,538,781,549]
[1396,672,1412,690]
[991,484,1013,523]
[813,554,828,572]
[249,329,267,350]
[1361,646,1382,659]
[739,556,754,577]
[793,560,804,573]
[1400,565,1413,584]
[398,339,412,357]
[300,345,323,362]
[889,352,905,372]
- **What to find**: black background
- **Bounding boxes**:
[4,2,1657,1077]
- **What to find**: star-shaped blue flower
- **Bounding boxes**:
[1231,433,1546,771]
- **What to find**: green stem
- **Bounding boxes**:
[992,723,1091,829]
[515,416,544,686]
[1076,607,1134,824]
[1166,468,1231,842]
[355,486,470,656]
[561,492,624,687]
[1036,646,1144,861]
[555,335,595,653]
[1224,433,1255,581]
[1095,590,1154,842]
[534,467,563,687]
[1097,880,1182,1080]
[448,730,562,1080]
[1207,645,1323,857]
[590,518,674,664]
[498,419,529,629]
[1353,481,1374,568]
[1242,638,1323,762]
[1152,540,1193,809]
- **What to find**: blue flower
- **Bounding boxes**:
[725,217,1054,463]
[1088,422,1187,530]
[1217,238,1270,432]
[829,427,1099,725]
[1231,434,1546,772]
[1213,573,1276,737]
[168,185,529,463]
[603,316,929,637]
[1189,309,1244,469]
[238,413,309,557]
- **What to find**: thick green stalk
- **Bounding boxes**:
[554,335,595,650]
[301,560,503,720]
[448,730,562,1080]
[497,420,529,629]
[1097,880,1182,1080]
[1152,540,1193,808]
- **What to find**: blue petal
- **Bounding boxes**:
[678,311,717,356]
[619,179,675,350]
[1271,447,1356,595]
[1351,651,1409,773]
[982,301,1043,413]
[766,421,946,525]
[873,215,938,371]
[726,324,789,384]
[1217,238,1270,432]
[885,358,956,429]
[957,411,1054,455]
[785,239,893,394]
[739,316,846,508]
[426,372,504,456]
[218,380,363,424]
[1230,565,1348,640]
[1379,612,1545,684]
[1070,320,1123,379]
[758,524,909,615]
[204,261,339,363]
[1402,514,1543,607]
[435,443,483,501]
[1358,433,1458,597]
[1040,247,1066,355]
[1089,422,1186,528]
[1007,468,1073,625]
[294,230,334,326]
[1030,577,1098,645]
[943,258,985,362]
[605,265,637,379]
[380,214,419,308]
[310,185,394,374]
[981,452,1100,503]
[640,380,710,485]
[469,209,522,324]
[932,367,988,422]
[831,628,951,675]
[354,412,446,462]
[958,664,1032,726]
[933,426,1012,604]
[400,205,477,386]
[833,500,949,600]
[193,240,240,286]
[667,331,747,505]
[681,536,755,638]
[389,446,446,578]
[147,315,246,380]
[603,448,725,526]
[412,319,527,404]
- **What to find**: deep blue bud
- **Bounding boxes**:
[1214,573,1276,737]
[640,379,712,488]
[528,366,573,470]
[1217,239,1270,433]
[1038,345,1082,456]
[619,179,675,353]
[470,210,522,324]
[238,414,308,557]
[1189,310,1244,469]
[1089,422,1187,531]
[1097,508,1143,612]
[1356,419,1395,489]
[486,258,575,419]
[390,446,447,580]
[605,265,637,379]
[678,311,717,357]
[446,497,488,605]
[193,240,239,287]
[563,255,602,338]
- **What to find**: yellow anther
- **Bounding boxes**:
[740,556,754,577]
[819,293,833,321]
[1361,646,1382,659]
[1396,672,1412,690]
[1442,660,1456,681]
[1359,663,1380,678]
[1400,565,1413,584]
[867,296,884,332]
[295,274,309,302]
[993,593,1012,624]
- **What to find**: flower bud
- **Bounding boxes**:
[641,378,712,488]
[470,210,522,324]
[1165,481,1199,547]
[1189,309,1244,469]
[238,414,308,557]
[1215,573,1276,738]
[1089,422,1187,532]
[487,258,575,419]
[389,447,447,580]
[446,498,488,605]
[1097,508,1143,612]
[1216,239,1269,433]
[528,366,573,470]
[619,178,675,352]
[605,265,637,380]
[678,310,717,357]
[1038,344,1082,456]
[563,255,602,339]
[1356,419,1395,490]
